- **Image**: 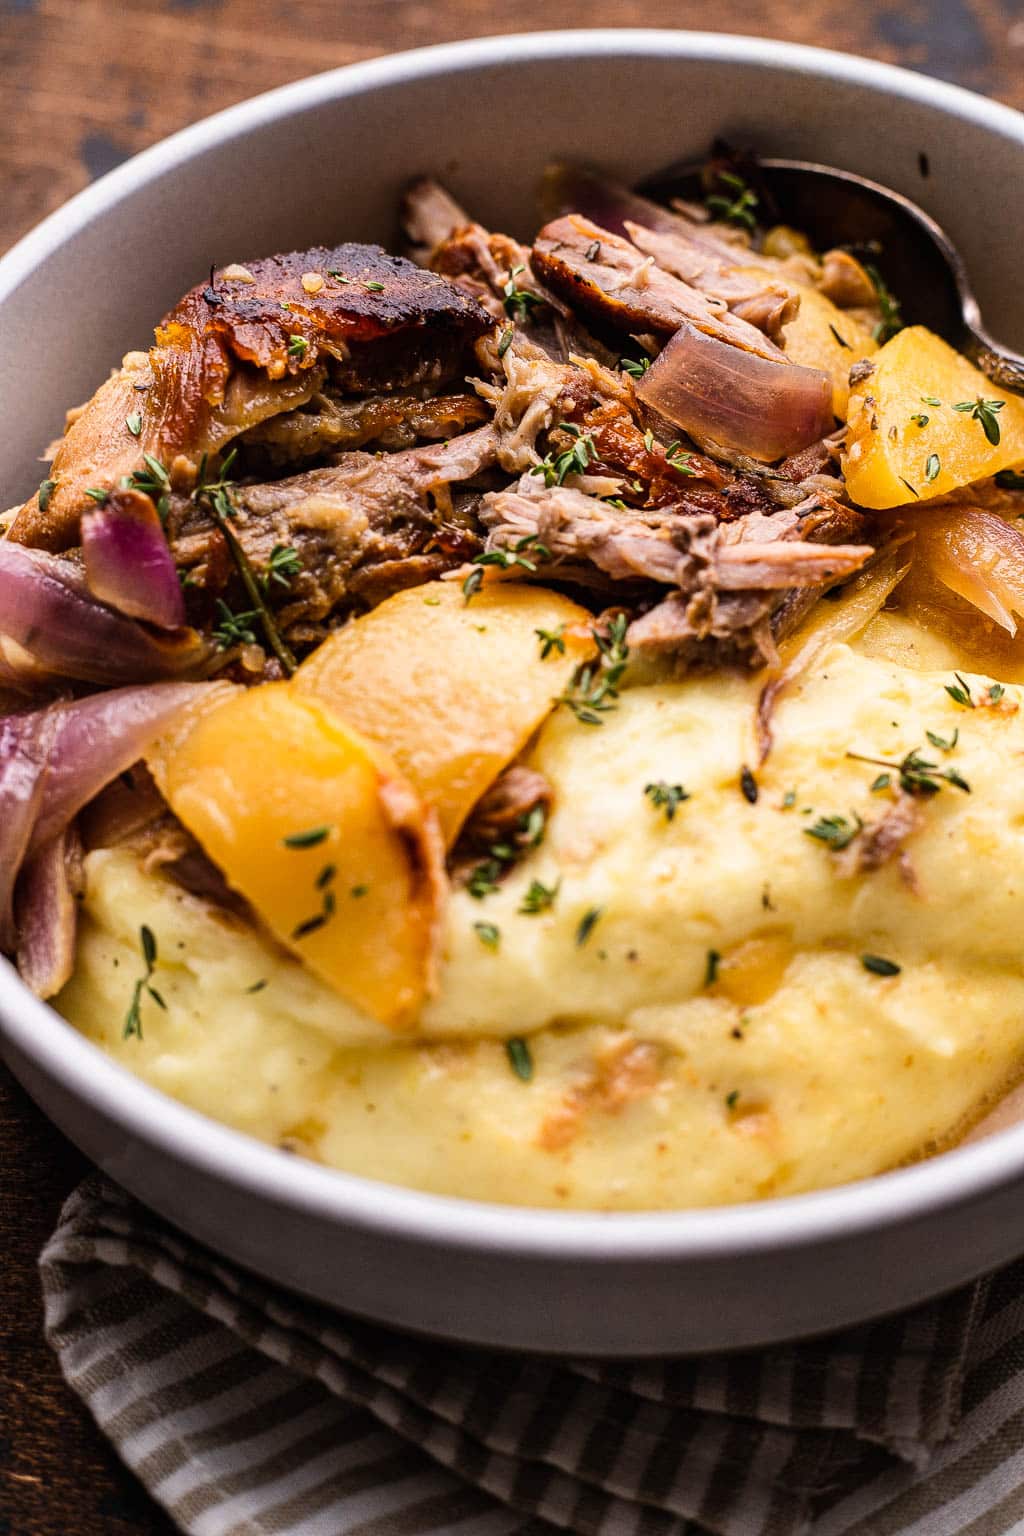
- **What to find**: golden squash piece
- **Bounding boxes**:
[294,580,597,845]
[147,683,444,1028]
[843,326,1024,508]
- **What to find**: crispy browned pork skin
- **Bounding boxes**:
[10,245,491,552]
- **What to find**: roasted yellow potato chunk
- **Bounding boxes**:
[147,683,443,1028]
[778,284,876,418]
[843,326,1024,508]
[293,579,597,845]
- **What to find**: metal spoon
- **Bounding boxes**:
[638,157,1024,394]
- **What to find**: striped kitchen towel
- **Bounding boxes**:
[39,1174,1024,1536]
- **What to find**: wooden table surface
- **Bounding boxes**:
[2,1,1024,1530]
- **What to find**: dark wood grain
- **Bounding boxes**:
[1,1,1023,1530]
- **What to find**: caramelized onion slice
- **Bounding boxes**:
[81,489,185,630]
[911,508,1024,636]
[756,543,912,760]
[0,540,206,687]
[637,321,834,464]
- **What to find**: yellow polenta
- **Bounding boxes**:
[58,642,1024,1209]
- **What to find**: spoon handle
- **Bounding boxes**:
[962,333,1024,396]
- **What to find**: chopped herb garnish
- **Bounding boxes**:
[725,1089,740,1110]
[705,948,721,987]
[925,452,941,483]
[292,862,337,940]
[921,395,942,407]
[945,672,975,708]
[467,805,549,899]
[664,440,697,476]
[989,683,1005,703]
[644,781,691,821]
[474,920,501,950]
[462,567,484,604]
[327,269,352,282]
[847,746,970,796]
[558,613,628,725]
[192,452,297,676]
[643,428,656,454]
[804,812,863,850]
[898,476,920,500]
[123,924,165,1040]
[502,264,543,321]
[995,469,1024,490]
[212,599,260,649]
[865,263,904,342]
[782,789,797,809]
[246,979,268,994]
[828,323,851,350]
[350,883,369,898]
[38,477,56,512]
[125,411,143,438]
[576,907,602,947]
[520,878,560,915]
[497,324,514,358]
[262,543,302,591]
[926,727,959,752]
[282,825,331,849]
[506,1037,534,1081]
[704,169,758,232]
[286,334,308,359]
[620,355,651,378]
[363,280,385,292]
[83,487,109,504]
[530,423,598,487]
[740,766,759,805]
[909,412,929,427]
[953,396,1005,446]
[535,624,566,659]
[871,772,892,792]
[861,954,901,977]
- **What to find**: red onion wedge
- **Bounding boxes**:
[0,540,206,688]
[637,321,835,464]
[0,682,228,971]
[910,508,1024,636]
[15,825,82,999]
[82,489,185,630]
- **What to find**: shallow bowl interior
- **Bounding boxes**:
[4,30,1024,1354]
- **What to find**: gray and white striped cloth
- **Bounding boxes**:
[39,1175,1024,1536]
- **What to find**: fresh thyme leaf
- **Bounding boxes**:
[898,476,920,499]
[467,858,503,900]
[506,1037,534,1081]
[502,264,543,321]
[871,772,892,792]
[995,469,1024,490]
[865,263,904,342]
[828,323,851,350]
[705,948,721,987]
[316,863,337,891]
[519,878,560,915]
[620,355,651,378]
[327,269,352,282]
[926,727,959,752]
[644,781,691,821]
[462,567,484,603]
[246,979,268,993]
[925,452,941,483]
[664,440,698,476]
[535,624,566,659]
[725,1089,740,1110]
[846,747,971,796]
[282,825,331,849]
[530,424,598,487]
[287,334,309,359]
[576,906,602,947]
[643,428,656,454]
[291,912,328,939]
[804,812,863,850]
[704,169,758,232]
[782,789,797,809]
[212,599,260,648]
[945,672,975,708]
[862,954,901,977]
[350,884,369,898]
[38,478,56,512]
[989,683,1005,703]
[497,324,514,358]
[921,395,942,407]
[558,613,629,725]
[123,925,160,1040]
[909,412,929,427]
[125,411,143,438]
[474,920,501,950]
[83,487,109,503]
[740,766,758,805]
[363,280,386,292]
[954,397,1005,445]
[262,544,302,590]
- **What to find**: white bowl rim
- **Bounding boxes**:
[4,27,1024,1261]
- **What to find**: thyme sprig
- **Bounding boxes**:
[865,263,904,342]
[804,812,863,850]
[846,746,971,796]
[192,450,297,676]
[530,424,598,488]
[466,804,548,900]
[462,535,551,603]
[644,781,691,821]
[123,925,165,1040]
[953,396,1004,446]
[502,264,543,322]
[558,613,629,725]
[704,169,758,232]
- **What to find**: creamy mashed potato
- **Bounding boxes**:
[59,642,1024,1209]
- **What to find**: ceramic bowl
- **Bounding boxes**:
[4,29,1024,1355]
